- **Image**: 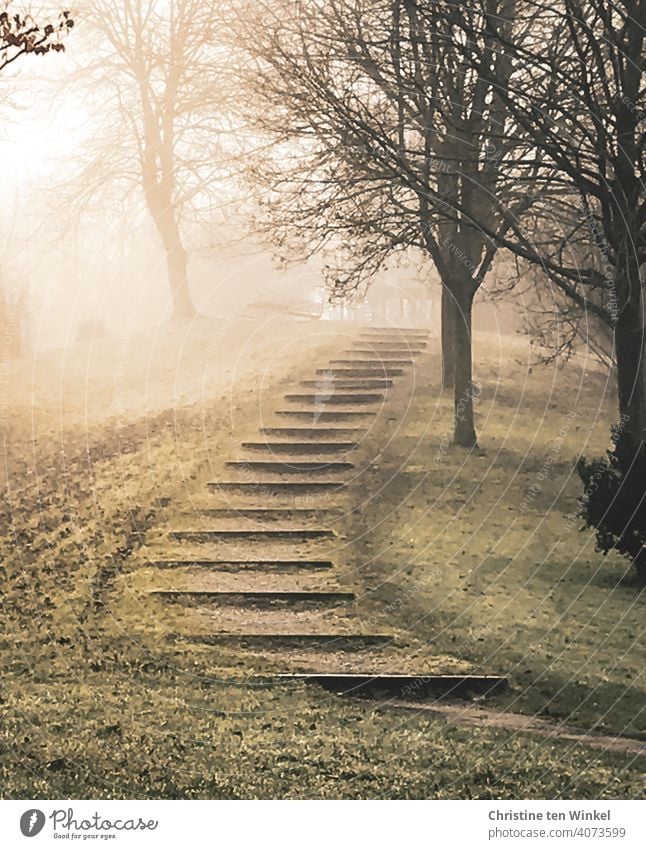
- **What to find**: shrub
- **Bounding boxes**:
[577,428,646,582]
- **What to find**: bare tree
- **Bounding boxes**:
[0,4,74,356]
[235,0,532,447]
[496,251,616,370]
[442,0,646,460]
[67,0,231,319]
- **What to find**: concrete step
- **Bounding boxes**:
[151,589,356,607]
[361,330,429,339]
[141,540,336,566]
[135,568,343,592]
[185,508,341,522]
[241,441,357,454]
[157,605,366,637]
[284,393,384,405]
[172,633,395,650]
[351,348,425,356]
[278,673,508,698]
[358,339,427,348]
[300,380,393,390]
[225,460,353,474]
[353,340,427,349]
[261,427,364,439]
[315,368,404,378]
[169,528,337,542]
[145,558,335,572]
[207,479,346,494]
[362,325,429,332]
[329,359,412,367]
[275,410,374,421]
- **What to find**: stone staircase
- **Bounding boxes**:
[125,327,506,699]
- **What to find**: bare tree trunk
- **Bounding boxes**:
[152,202,195,320]
[165,237,194,319]
[441,285,455,389]
[451,283,478,448]
[614,275,646,460]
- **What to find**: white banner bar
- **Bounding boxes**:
[0,800,644,848]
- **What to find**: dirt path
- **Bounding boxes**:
[385,700,646,757]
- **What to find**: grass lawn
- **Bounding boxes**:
[1,320,644,799]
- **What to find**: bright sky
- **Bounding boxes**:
[0,66,90,195]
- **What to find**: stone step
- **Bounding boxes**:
[315,368,404,378]
[158,605,363,636]
[358,339,427,348]
[170,508,343,521]
[186,508,341,522]
[353,340,427,348]
[275,410,374,421]
[363,325,429,332]
[284,393,384,405]
[142,540,335,565]
[169,528,337,542]
[172,633,395,650]
[361,329,429,338]
[135,569,343,593]
[300,380,393,390]
[207,480,346,494]
[278,673,508,698]
[329,359,412,367]
[350,348,425,356]
[225,460,353,474]
[151,589,356,607]
[241,442,357,454]
[145,558,334,572]
[261,427,364,439]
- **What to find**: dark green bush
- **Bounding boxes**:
[577,428,646,582]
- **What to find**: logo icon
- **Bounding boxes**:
[313,370,335,423]
[20,810,46,837]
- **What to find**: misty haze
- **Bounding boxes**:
[0,0,644,803]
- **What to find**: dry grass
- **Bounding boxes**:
[1,320,644,799]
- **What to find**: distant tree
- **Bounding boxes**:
[0,4,74,358]
[67,0,231,319]
[235,0,535,447]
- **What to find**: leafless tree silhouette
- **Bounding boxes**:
[235,0,536,447]
[66,0,232,319]
[444,0,646,459]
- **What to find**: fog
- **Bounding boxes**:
[0,3,518,359]
[3,0,643,805]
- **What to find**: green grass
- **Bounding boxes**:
[2,679,644,799]
[1,325,644,799]
[346,335,645,740]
